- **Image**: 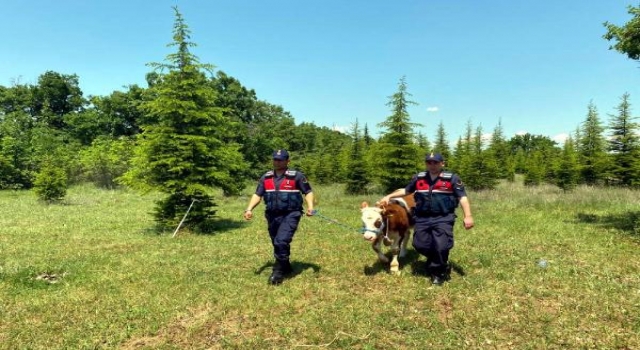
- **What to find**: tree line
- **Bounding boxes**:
[1,6,638,231]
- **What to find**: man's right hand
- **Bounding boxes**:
[243,210,253,221]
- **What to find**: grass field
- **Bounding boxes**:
[1,181,639,349]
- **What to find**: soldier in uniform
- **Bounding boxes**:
[378,153,474,285]
[243,149,315,285]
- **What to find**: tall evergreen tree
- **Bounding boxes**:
[363,123,374,146]
[449,120,473,177]
[608,93,640,186]
[556,135,580,192]
[415,132,430,154]
[432,121,451,160]
[376,76,422,193]
[577,101,610,185]
[524,150,545,186]
[465,125,499,190]
[344,119,370,194]
[487,119,512,179]
[121,7,247,232]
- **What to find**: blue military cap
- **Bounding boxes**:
[272,149,290,160]
[425,152,444,162]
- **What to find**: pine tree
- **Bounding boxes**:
[363,123,374,147]
[577,102,610,185]
[487,120,512,179]
[449,121,473,179]
[345,119,370,194]
[376,76,422,193]
[122,7,247,232]
[415,132,430,154]
[608,93,640,186]
[524,151,544,186]
[512,148,527,175]
[465,125,499,190]
[433,122,451,160]
[556,136,580,192]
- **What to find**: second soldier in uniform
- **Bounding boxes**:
[243,149,315,285]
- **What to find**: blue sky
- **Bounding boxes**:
[2,1,639,143]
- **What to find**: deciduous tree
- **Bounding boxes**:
[604,5,640,61]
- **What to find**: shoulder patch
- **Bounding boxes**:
[264,170,274,177]
[417,172,427,177]
[285,170,297,177]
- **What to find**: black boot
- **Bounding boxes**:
[431,273,447,285]
[280,259,293,275]
[268,259,292,285]
[269,260,284,285]
[431,264,451,286]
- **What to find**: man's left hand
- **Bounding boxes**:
[463,216,474,230]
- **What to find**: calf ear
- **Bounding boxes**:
[361,201,369,209]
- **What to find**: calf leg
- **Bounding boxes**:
[399,230,411,258]
[389,234,402,275]
[372,236,389,263]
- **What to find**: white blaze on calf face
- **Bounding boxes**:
[361,206,384,241]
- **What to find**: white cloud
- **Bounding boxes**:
[515,130,528,136]
[553,133,569,144]
[426,106,439,113]
[331,125,349,133]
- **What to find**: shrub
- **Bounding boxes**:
[34,156,67,202]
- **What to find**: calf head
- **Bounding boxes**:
[360,201,385,241]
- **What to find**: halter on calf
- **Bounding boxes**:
[360,195,415,274]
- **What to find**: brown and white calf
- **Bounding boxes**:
[360,195,415,274]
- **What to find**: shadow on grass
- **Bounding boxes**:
[254,260,321,281]
[410,256,466,278]
[209,218,247,232]
[576,211,640,237]
[363,249,422,276]
[145,218,247,236]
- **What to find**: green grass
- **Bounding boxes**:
[1,181,639,349]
